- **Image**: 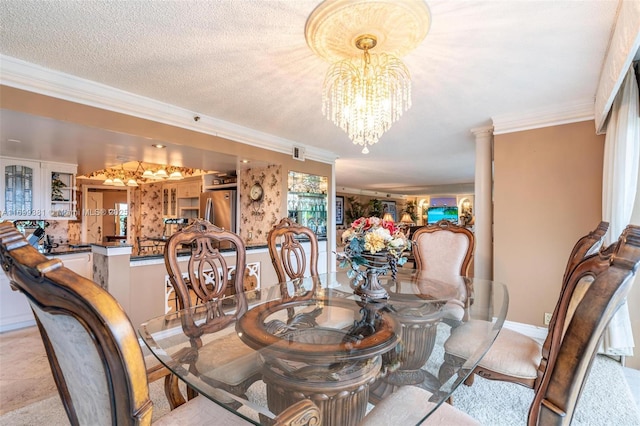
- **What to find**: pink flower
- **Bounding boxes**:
[352,217,367,229]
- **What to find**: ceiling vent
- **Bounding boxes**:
[292,146,306,161]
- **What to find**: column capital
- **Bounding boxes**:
[470,126,494,139]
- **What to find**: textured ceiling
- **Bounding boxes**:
[0,0,620,195]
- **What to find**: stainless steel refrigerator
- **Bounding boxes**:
[199,189,237,234]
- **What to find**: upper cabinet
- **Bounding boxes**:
[162,183,178,218]
[1,157,77,221]
[176,179,201,220]
[177,179,201,198]
[43,162,78,220]
[162,179,203,219]
[1,158,41,220]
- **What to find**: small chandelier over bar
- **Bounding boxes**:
[305,0,431,154]
[82,161,204,187]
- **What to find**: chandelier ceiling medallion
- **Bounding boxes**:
[305,0,431,154]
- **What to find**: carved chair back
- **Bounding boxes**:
[268,218,319,281]
[267,218,319,300]
[0,222,153,425]
[529,224,640,425]
[411,219,475,278]
[537,221,609,387]
[164,219,247,336]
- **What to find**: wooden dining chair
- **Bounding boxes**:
[361,223,640,426]
[163,218,260,404]
[268,217,319,282]
[267,217,319,301]
[0,221,321,426]
[441,222,609,390]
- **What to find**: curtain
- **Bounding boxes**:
[600,64,640,356]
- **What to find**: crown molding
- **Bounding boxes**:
[492,99,594,135]
[336,186,408,200]
[0,55,338,164]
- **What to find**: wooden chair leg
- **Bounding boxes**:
[186,383,198,400]
[464,372,475,386]
[164,374,187,409]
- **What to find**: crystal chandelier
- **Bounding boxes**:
[305,0,431,154]
[323,34,411,154]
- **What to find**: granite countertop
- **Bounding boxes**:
[129,243,270,261]
[41,244,92,256]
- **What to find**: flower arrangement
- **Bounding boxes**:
[340,217,410,269]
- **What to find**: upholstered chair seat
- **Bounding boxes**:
[154,395,253,425]
[193,332,261,388]
[445,324,542,381]
[361,385,480,426]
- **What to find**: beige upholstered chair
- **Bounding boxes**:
[412,219,475,276]
[411,220,475,325]
[163,219,260,403]
[442,222,609,390]
[0,222,321,426]
[362,223,640,426]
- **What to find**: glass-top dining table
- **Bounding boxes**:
[139,268,508,425]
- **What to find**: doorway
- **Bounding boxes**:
[81,185,130,244]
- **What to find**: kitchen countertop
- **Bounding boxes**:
[40,244,92,256]
[40,236,326,259]
[130,243,270,261]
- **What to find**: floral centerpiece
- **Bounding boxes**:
[339,217,410,299]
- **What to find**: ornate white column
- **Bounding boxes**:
[472,127,493,279]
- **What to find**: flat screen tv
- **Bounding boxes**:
[427,206,458,224]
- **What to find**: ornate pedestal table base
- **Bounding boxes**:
[262,356,381,426]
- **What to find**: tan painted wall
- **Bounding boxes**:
[494,121,604,328]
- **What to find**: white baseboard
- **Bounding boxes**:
[502,319,548,343]
[0,319,36,333]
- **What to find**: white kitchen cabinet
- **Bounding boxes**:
[0,269,34,332]
[61,252,93,280]
[42,162,78,220]
[0,157,77,221]
[0,250,92,332]
[0,158,42,220]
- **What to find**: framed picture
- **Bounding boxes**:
[336,196,344,225]
[381,200,397,221]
